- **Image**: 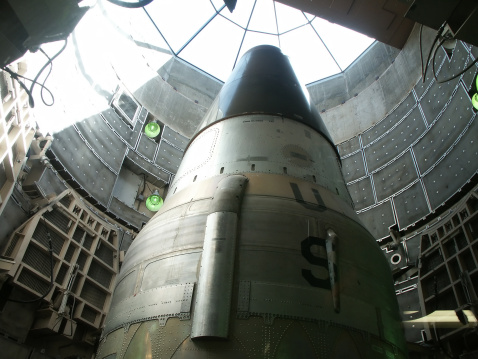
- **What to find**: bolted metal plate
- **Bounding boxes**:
[414,85,475,175]
[357,200,395,240]
[163,126,189,151]
[362,92,417,147]
[393,181,429,229]
[136,133,157,161]
[341,151,366,183]
[75,115,127,173]
[50,126,116,207]
[337,136,360,157]
[101,109,141,148]
[108,197,150,230]
[423,118,478,210]
[365,106,425,172]
[347,177,375,211]
[373,151,417,202]
[155,140,183,174]
[103,283,195,335]
[125,149,170,183]
[420,70,460,126]
[436,41,470,82]
[112,167,142,208]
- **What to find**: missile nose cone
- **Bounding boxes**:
[196,45,336,150]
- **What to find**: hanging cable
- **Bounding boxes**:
[431,36,478,83]
[28,39,68,107]
[422,22,447,83]
[105,0,154,8]
[7,219,55,304]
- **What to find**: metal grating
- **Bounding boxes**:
[77,251,88,272]
[55,264,68,285]
[80,282,107,310]
[17,269,50,296]
[88,260,113,288]
[64,244,76,263]
[23,244,52,277]
[95,244,114,268]
[4,233,21,257]
[373,151,418,202]
[81,305,98,324]
[33,221,65,255]
[60,195,72,208]
[73,227,85,243]
[83,234,94,251]
[43,210,70,234]
[421,250,443,274]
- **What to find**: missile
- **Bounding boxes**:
[97,45,407,359]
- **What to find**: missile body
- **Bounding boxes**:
[97,46,407,358]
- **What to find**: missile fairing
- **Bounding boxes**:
[97,46,407,358]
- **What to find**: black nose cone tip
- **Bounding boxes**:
[199,45,336,150]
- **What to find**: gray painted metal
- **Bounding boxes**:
[364,106,425,172]
[341,151,366,183]
[357,200,395,240]
[423,118,477,210]
[347,177,375,210]
[373,151,417,202]
[112,168,142,208]
[125,149,170,183]
[361,92,417,146]
[23,164,67,199]
[420,72,460,125]
[136,133,157,160]
[100,109,141,148]
[337,135,360,157]
[393,181,429,230]
[108,197,149,230]
[155,140,183,174]
[98,46,406,359]
[51,126,116,207]
[191,175,247,339]
[163,126,189,151]
[437,41,470,81]
[414,85,474,174]
[75,115,127,173]
[170,116,351,206]
[191,212,238,339]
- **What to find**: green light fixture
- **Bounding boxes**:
[145,121,161,138]
[146,190,163,212]
[473,75,478,110]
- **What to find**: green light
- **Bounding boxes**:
[472,93,478,110]
[146,191,163,212]
[145,122,161,138]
